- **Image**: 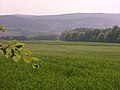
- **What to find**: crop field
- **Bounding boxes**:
[0,41,120,90]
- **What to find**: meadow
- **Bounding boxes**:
[0,41,120,90]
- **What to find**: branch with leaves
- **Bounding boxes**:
[0,25,39,68]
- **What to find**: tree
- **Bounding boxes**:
[0,25,39,68]
[96,32,105,42]
[112,25,120,30]
[64,32,72,41]
[61,26,120,43]
[104,26,120,43]
[70,31,79,41]
[77,32,85,41]
[111,25,120,42]
[60,31,68,40]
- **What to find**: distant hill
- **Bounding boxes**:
[0,13,120,36]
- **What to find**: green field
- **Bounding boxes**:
[0,41,120,90]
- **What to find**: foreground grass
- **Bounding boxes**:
[0,41,120,90]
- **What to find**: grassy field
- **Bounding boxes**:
[0,41,120,90]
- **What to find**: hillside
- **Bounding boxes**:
[0,13,120,36]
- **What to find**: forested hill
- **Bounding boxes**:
[1,13,120,35]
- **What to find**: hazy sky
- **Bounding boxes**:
[1,0,120,15]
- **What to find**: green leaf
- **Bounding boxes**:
[5,51,9,58]
[0,25,39,67]
[32,64,39,68]
[22,56,31,63]
[2,29,6,32]
[15,45,23,48]
[15,43,24,50]
[22,50,32,56]
[6,52,12,58]
[0,25,3,30]
[10,40,18,45]
[5,49,11,58]
[16,43,24,47]
[10,49,15,58]
[0,43,2,47]
[0,25,6,32]
[2,49,7,55]
[12,55,21,62]
[31,57,39,61]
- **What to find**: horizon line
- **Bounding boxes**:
[1,12,120,16]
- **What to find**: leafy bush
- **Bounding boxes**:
[0,25,39,68]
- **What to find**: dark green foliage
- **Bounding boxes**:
[96,33,105,42]
[78,32,85,41]
[0,34,60,40]
[29,34,60,40]
[64,32,72,41]
[60,31,68,40]
[70,32,79,41]
[61,25,120,43]
[104,30,113,42]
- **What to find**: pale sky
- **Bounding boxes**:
[0,0,120,15]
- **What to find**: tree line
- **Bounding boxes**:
[1,25,120,43]
[0,34,60,40]
[60,25,120,43]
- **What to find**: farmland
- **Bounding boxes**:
[0,41,120,90]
